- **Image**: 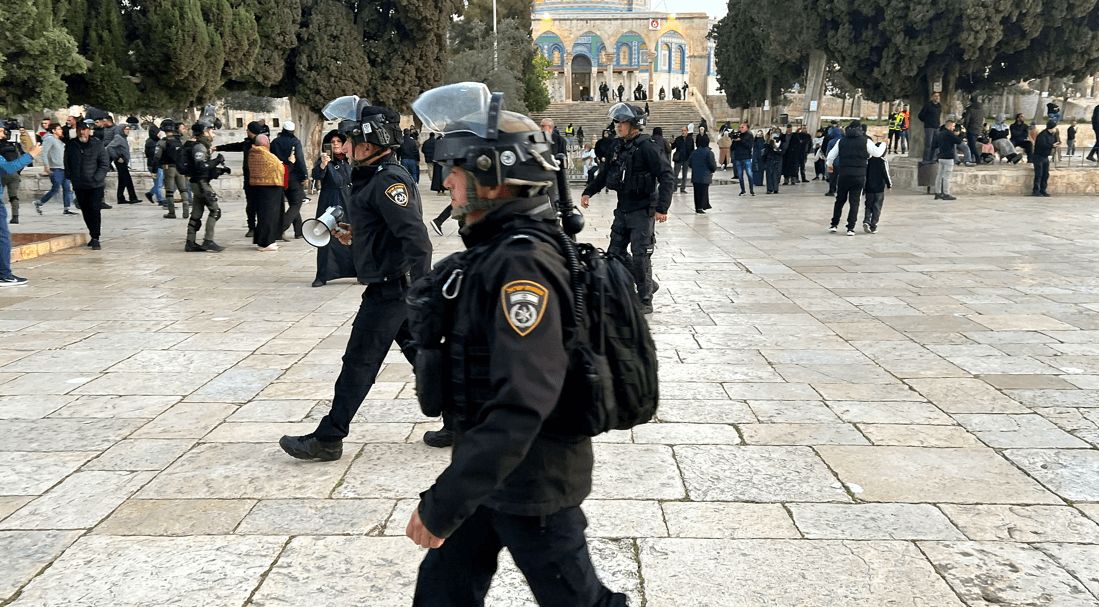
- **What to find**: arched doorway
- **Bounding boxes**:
[571,54,593,101]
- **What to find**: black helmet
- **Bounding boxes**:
[322,95,402,149]
[160,119,176,132]
[609,102,646,128]
[191,122,208,136]
[412,82,558,189]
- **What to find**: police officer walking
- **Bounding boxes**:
[581,103,673,315]
[156,120,191,220]
[184,122,225,252]
[279,97,435,461]
[404,81,628,607]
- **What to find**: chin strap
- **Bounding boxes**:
[352,147,391,168]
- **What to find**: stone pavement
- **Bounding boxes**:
[4,181,1099,606]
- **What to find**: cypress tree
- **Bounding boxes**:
[0,0,86,115]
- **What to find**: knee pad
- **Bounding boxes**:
[188,217,202,233]
[211,206,222,221]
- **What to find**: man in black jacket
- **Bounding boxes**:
[934,119,963,201]
[1009,114,1034,162]
[270,122,308,239]
[64,119,110,249]
[217,121,267,237]
[400,129,420,183]
[671,126,695,193]
[1032,121,1057,197]
[824,121,876,234]
[731,123,755,196]
[918,92,942,163]
[280,99,433,460]
[405,82,627,607]
[582,103,674,315]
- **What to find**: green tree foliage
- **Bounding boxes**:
[464,0,530,28]
[62,0,140,111]
[445,18,539,114]
[238,0,301,88]
[710,0,816,108]
[0,0,86,115]
[353,0,465,110]
[523,51,552,113]
[463,0,549,112]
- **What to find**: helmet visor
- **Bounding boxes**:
[412,82,494,138]
[609,102,642,123]
[322,95,366,122]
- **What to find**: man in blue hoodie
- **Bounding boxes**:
[1,142,41,286]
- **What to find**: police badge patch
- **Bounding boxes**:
[501,280,549,336]
[385,183,409,206]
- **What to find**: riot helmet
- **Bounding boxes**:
[411,82,559,191]
[160,119,176,133]
[608,102,647,128]
[191,122,208,137]
[322,95,402,150]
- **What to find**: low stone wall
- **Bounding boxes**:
[14,173,247,198]
[891,158,1099,196]
[11,232,88,263]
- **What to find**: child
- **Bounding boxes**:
[1067,122,1077,157]
[812,129,826,180]
[863,141,891,234]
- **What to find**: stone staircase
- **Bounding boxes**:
[531,100,708,141]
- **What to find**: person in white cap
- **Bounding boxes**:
[270,120,308,239]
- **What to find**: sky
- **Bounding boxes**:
[650,0,727,18]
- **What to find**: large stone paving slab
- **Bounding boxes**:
[920,541,1099,607]
[640,539,964,606]
[818,446,1060,503]
[0,530,82,601]
[138,443,356,499]
[9,535,286,607]
[1004,449,1099,501]
[676,446,849,502]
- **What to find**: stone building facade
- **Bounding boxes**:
[532,0,717,103]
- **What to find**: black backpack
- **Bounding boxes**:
[534,228,660,435]
[407,224,659,436]
[176,141,197,176]
[161,137,182,166]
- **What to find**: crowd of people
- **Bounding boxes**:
[596,80,690,103]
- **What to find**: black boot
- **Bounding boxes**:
[184,241,207,252]
[9,214,17,225]
[202,240,224,252]
[278,435,343,461]
[423,428,455,448]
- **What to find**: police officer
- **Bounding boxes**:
[404,81,628,607]
[279,97,435,461]
[581,103,673,315]
[184,122,224,252]
[156,120,191,220]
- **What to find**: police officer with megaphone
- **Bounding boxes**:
[278,97,435,461]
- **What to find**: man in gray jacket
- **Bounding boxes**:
[107,124,139,205]
[33,123,75,214]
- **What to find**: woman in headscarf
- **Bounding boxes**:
[248,134,286,251]
[990,114,1022,164]
[310,130,356,285]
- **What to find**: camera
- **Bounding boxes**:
[208,154,231,180]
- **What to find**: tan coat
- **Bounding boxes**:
[248,146,285,187]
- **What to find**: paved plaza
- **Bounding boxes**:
[4,180,1099,606]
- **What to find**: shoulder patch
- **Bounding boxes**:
[500,280,549,337]
[385,183,409,206]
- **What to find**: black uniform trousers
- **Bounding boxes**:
[864,191,885,230]
[244,185,257,231]
[280,183,306,238]
[692,183,711,212]
[831,175,865,231]
[764,159,781,193]
[75,187,104,240]
[413,506,627,607]
[115,164,137,203]
[313,281,416,442]
[608,207,656,304]
[1033,157,1051,194]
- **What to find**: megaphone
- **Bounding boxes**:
[303,206,346,248]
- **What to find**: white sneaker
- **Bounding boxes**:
[846,230,855,236]
[828,226,838,233]
[259,243,279,251]
[863,222,870,233]
[0,275,28,286]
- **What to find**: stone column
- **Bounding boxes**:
[565,61,573,102]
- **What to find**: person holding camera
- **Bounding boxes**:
[183,122,226,252]
[310,130,356,287]
[0,122,28,224]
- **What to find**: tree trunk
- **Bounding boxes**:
[839,95,846,118]
[289,96,323,176]
[1032,77,1050,124]
[1000,87,1008,115]
[764,76,773,126]
[802,50,827,134]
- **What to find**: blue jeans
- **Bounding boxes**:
[734,159,754,193]
[146,168,164,203]
[0,199,12,279]
[401,159,420,183]
[39,169,73,208]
